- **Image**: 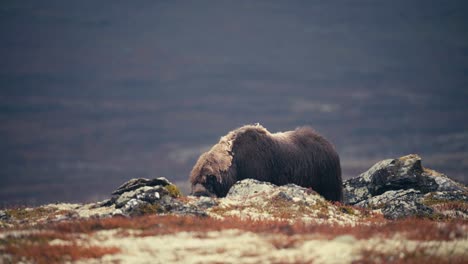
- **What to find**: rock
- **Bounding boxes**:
[191,197,218,210]
[106,177,207,217]
[114,185,169,209]
[344,154,468,219]
[422,191,468,219]
[110,177,187,215]
[4,155,463,224]
[0,210,9,221]
[344,154,466,205]
[120,199,153,216]
[357,189,433,219]
[95,199,114,208]
[424,169,467,192]
[169,201,209,217]
[227,179,277,198]
[112,177,171,195]
[227,179,322,204]
[423,191,468,203]
[115,186,155,208]
[208,179,361,225]
[112,209,124,216]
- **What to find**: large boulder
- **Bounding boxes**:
[207,179,365,225]
[344,154,468,219]
[356,189,434,220]
[108,177,207,217]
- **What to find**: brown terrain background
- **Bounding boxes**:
[1,1,467,205]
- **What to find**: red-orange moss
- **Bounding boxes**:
[31,215,466,241]
[4,244,120,264]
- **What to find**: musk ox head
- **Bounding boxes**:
[189,133,237,197]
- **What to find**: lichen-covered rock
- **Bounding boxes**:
[422,191,468,219]
[226,179,325,206]
[344,154,468,219]
[189,197,218,210]
[208,179,365,225]
[357,189,433,219]
[425,169,467,192]
[0,210,9,221]
[3,155,465,226]
[226,179,277,197]
[344,154,466,206]
[109,178,205,217]
[111,177,171,195]
[423,190,468,203]
[120,199,152,216]
[115,186,159,208]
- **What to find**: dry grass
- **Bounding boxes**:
[434,201,468,212]
[333,202,373,217]
[0,230,119,264]
[1,214,466,263]
[11,215,461,241]
[4,244,120,264]
[3,207,72,222]
[357,246,468,264]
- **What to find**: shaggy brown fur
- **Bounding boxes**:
[189,124,343,201]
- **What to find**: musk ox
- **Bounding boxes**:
[189,124,343,201]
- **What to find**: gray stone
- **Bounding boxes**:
[224,179,322,211]
[101,177,202,216]
[357,189,433,219]
[115,186,154,208]
[424,191,468,203]
[112,177,172,195]
[120,199,152,216]
[423,170,466,192]
[227,179,325,203]
[112,209,124,216]
[226,179,277,198]
[344,154,467,219]
[274,191,293,202]
[169,202,208,217]
[279,183,322,203]
[342,158,397,205]
[95,199,114,208]
[343,154,467,205]
[192,197,218,209]
[135,186,167,204]
[0,210,9,221]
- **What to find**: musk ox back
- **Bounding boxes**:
[189,124,343,201]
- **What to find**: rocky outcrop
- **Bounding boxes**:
[108,177,207,217]
[344,154,468,219]
[1,154,466,225]
[111,177,172,195]
[208,179,364,225]
[0,177,207,227]
[109,177,366,224]
[0,178,367,226]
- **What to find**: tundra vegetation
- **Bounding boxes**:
[1,155,467,263]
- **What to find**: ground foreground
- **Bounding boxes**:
[1,154,468,263]
[0,215,467,264]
